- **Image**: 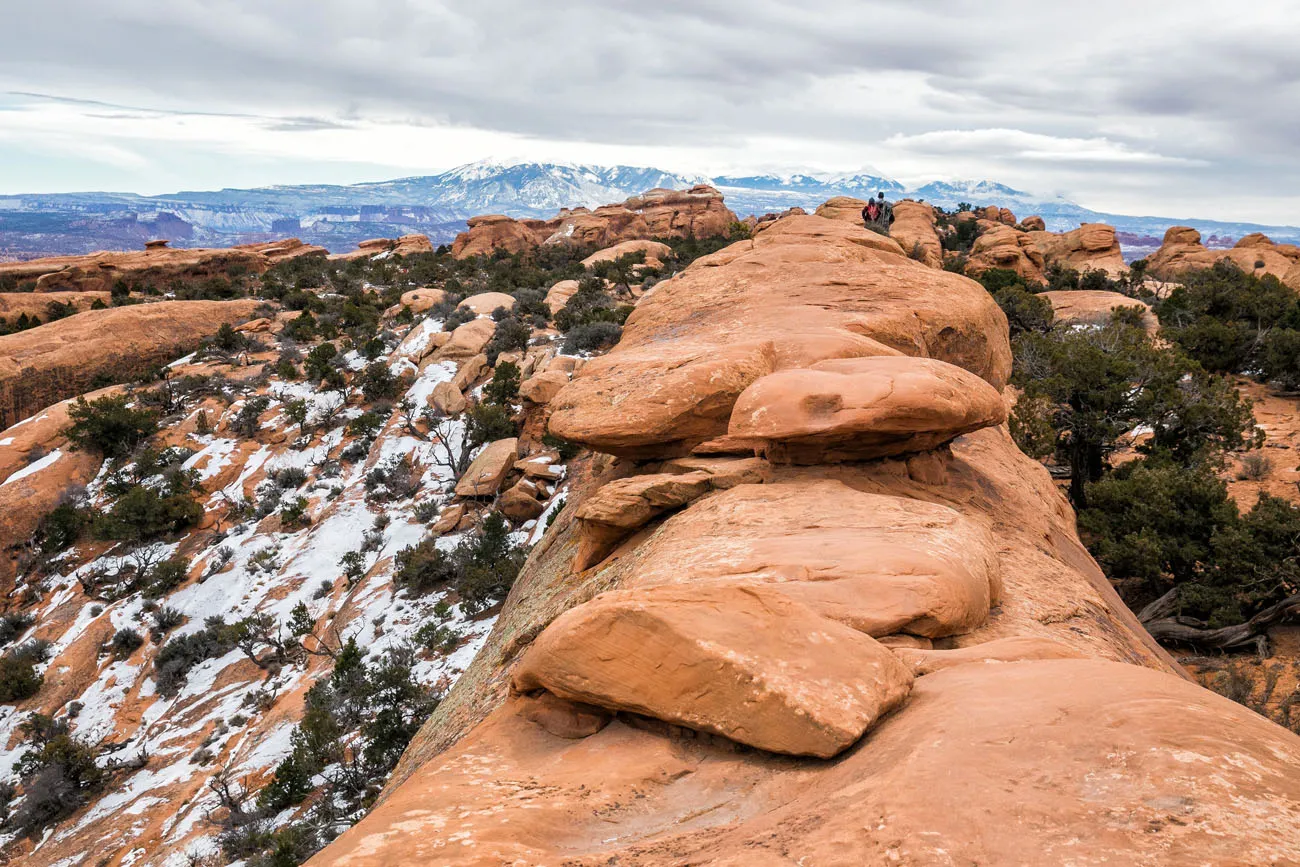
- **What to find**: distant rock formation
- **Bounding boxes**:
[328,233,434,261]
[450,185,736,258]
[0,300,262,429]
[313,213,1300,865]
[0,238,325,293]
[1148,226,1300,289]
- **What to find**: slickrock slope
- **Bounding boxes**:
[0,291,109,321]
[1148,226,1300,289]
[0,300,262,428]
[1042,289,1159,335]
[450,185,735,258]
[0,239,325,293]
[314,214,1300,865]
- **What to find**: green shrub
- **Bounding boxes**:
[0,641,50,702]
[483,361,521,405]
[357,362,400,402]
[10,713,104,836]
[64,395,158,458]
[95,484,203,541]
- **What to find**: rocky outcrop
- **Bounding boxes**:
[0,239,324,293]
[967,219,1127,282]
[1025,223,1127,275]
[1042,289,1158,334]
[548,215,1004,457]
[451,186,736,259]
[329,233,433,260]
[0,300,262,429]
[581,239,674,269]
[728,356,1007,463]
[0,291,108,322]
[889,200,944,268]
[312,210,1300,864]
[1148,226,1300,289]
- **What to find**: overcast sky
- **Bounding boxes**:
[2,1,1298,221]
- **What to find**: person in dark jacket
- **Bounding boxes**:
[861,192,894,236]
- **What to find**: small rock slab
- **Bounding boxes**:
[728,355,1007,463]
[455,437,519,497]
[513,584,913,758]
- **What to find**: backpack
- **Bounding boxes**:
[865,201,881,221]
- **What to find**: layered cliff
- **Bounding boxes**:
[314,214,1300,865]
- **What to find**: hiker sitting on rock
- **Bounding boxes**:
[861,192,894,236]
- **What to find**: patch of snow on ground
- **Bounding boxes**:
[2,448,63,487]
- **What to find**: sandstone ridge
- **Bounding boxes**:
[450,184,736,258]
[313,213,1300,865]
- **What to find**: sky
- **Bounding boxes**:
[1,0,1298,222]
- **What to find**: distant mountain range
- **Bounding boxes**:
[2,159,1298,261]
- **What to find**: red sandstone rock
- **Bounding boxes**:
[548,214,1010,457]
[728,355,1007,463]
[513,583,913,757]
[451,186,736,259]
[0,239,324,293]
[0,300,262,429]
[454,438,519,497]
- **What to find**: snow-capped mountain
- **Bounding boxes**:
[3,159,1299,259]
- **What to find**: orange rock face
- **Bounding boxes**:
[889,200,944,267]
[728,355,1007,463]
[0,291,109,321]
[0,238,324,293]
[329,233,433,260]
[1042,289,1158,334]
[450,185,736,259]
[0,300,262,429]
[548,215,1009,457]
[1148,226,1300,288]
[311,209,1300,866]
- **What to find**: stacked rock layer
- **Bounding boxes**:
[313,214,1300,866]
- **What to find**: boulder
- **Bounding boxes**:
[429,503,465,534]
[813,196,868,224]
[514,454,564,481]
[435,319,495,361]
[451,214,546,259]
[1041,290,1157,335]
[1149,225,1300,289]
[452,187,737,260]
[544,279,581,314]
[966,221,1041,281]
[519,369,569,405]
[461,292,516,316]
[512,583,913,757]
[659,455,769,489]
[1020,215,1046,231]
[331,234,433,261]
[619,480,1002,639]
[454,438,519,497]
[1025,223,1126,275]
[889,201,943,268]
[500,479,546,522]
[548,215,1008,458]
[728,355,1007,463]
[451,354,489,392]
[429,380,467,415]
[399,287,447,313]
[394,317,447,364]
[581,240,673,269]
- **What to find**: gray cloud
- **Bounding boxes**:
[1,0,1298,218]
